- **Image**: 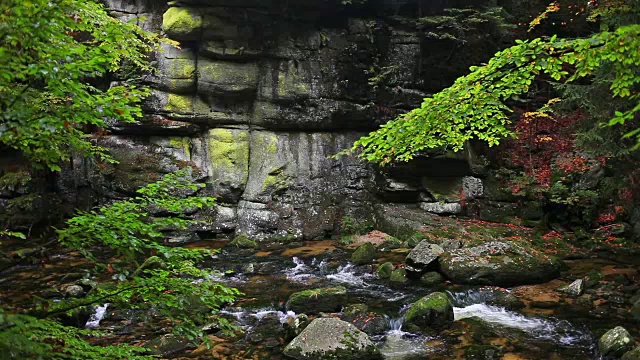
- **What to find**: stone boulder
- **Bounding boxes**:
[439,241,561,287]
[403,292,454,332]
[599,326,634,358]
[405,240,444,271]
[558,279,585,297]
[286,286,347,314]
[419,272,445,287]
[351,242,377,266]
[376,262,394,279]
[283,318,382,360]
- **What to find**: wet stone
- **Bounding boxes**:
[285,286,347,314]
[404,292,454,332]
[598,326,634,357]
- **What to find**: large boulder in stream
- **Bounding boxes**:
[286,286,347,314]
[403,292,454,332]
[439,241,561,287]
[283,318,382,360]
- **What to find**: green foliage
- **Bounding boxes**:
[418,7,516,41]
[0,309,152,359]
[340,216,373,236]
[58,169,213,264]
[0,170,240,358]
[56,169,240,338]
[346,24,640,164]
[0,0,159,171]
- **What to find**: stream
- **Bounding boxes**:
[118,241,611,360]
[18,239,630,359]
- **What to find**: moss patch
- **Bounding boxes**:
[162,7,202,41]
[165,93,193,113]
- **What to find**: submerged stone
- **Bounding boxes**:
[286,286,347,314]
[403,292,454,332]
[283,318,382,360]
[599,326,634,357]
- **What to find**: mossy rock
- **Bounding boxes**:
[376,262,394,279]
[419,272,444,287]
[599,326,634,357]
[228,234,258,249]
[404,292,454,332]
[162,7,202,41]
[286,286,347,314]
[389,268,408,283]
[351,242,377,266]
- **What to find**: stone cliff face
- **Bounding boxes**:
[0,0,524,240]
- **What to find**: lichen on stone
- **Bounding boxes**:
[162,7,202,41]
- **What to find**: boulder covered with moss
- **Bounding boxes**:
[228,234,258,249]
[283,318,382,360]
[285,286,347,314]
[376,262,394,279]
[351,242,377,265]
[439,241,561,287]
[403,292,454,332]
[599,326,634,358]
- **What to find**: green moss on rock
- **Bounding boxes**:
[403,292,454,332]
[228,234,258,249]
[376,262,394,279]
[286,286,347,314]
[162,7,202,41]
[389,268,408,283]
[208,129,250,188]
[165,93,193,113]
[351,242,376,266]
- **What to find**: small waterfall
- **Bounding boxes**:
[284,257,316,282]
[85,303,109,329]
[326,263,372,287]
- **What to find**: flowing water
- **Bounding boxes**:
[48,241,639,359]
[176,247,603,359]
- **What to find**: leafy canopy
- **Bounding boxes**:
[0,0,158,171]
[345,22,640,164]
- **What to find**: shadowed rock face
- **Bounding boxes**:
[0,0,516,239]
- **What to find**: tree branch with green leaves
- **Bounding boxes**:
[343,24,640,165]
